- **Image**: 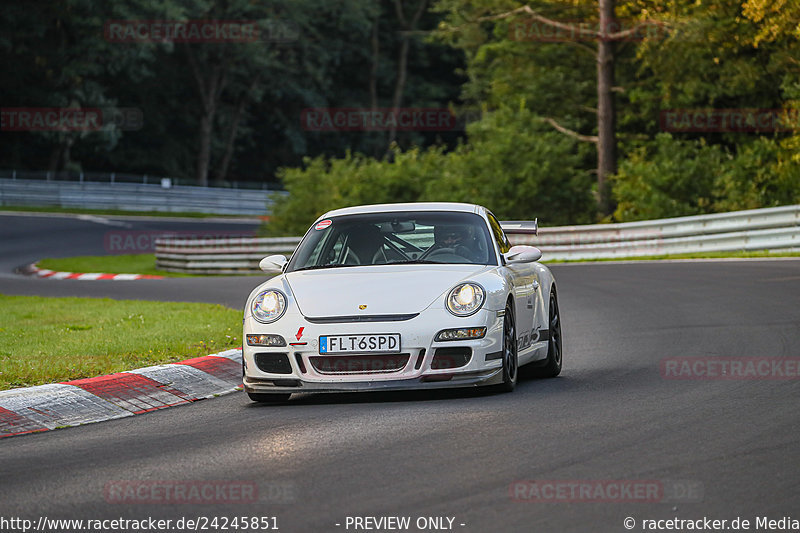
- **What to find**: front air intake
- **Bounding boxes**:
[309,354,411,374]
[431,347,472,369]
[254,352,293,374]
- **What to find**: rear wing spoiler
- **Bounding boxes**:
[500,218,538,236]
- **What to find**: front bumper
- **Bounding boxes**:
[243,307,505,394]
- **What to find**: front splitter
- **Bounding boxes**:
[243,368,503,394]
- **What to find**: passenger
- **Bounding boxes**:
[344,225,385,265]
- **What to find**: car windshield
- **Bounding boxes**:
[286,211,496,272]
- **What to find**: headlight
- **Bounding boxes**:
[446,283,485,317]
[251,289,287,323]
[246,334,286,347]
[435,327,487,341]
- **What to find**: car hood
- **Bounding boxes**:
[285,264,493,317]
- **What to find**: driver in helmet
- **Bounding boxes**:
[431,224,480,261]
[434,225,469,248]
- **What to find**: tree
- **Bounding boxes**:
[386,0,430,148]
[170,0,299,186]
[0,0,159,173]
[435,0,660,215]
[264,104,595,236]
[596,0,616,215]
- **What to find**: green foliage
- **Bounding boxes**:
[3,0,798,221]
[37,254,204,277]
[611,133,726,221]
[612,133,800,221]
[264,105,595,235]
[431,106,595,224]
[433,0,598,145]
[714,136,800,212]
[264,147,448,236]
[434,0,800,224]
[0,0,465,183]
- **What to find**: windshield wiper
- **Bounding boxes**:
[292,263,352,272]
[386,259,440,265]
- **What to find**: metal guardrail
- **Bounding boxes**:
[154,205,800,273]
[0,169,279,190]
[506,204,800,260]
[156,237,302,274]
[0,178,282,215]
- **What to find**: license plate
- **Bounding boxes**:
[319,334,401,354]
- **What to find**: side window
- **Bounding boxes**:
[307,230,345,265]
[329,234,345,263]
[487,212,510,254]
[302,235,325,265]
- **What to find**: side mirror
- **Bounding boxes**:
[504,245,542,264]
[259,254,288,273]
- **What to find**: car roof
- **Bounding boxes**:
[320,202,485,219]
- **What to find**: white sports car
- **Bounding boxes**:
[242,202,562,402]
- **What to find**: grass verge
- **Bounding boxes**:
[543,250,800,263]
[0,294,242,390]
[37,254,198,277]
[37,254,265,277]
[37,249,800,276]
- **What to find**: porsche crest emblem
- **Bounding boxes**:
[358,304,368,310]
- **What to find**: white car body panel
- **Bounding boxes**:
[242,202,558,395]
[286,265,493,318]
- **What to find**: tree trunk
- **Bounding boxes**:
[215,79,257,183]
[596,0,617,215]
[47,142,62,174]
[197,113,213,187]
[186,44,227,187]
[369,14,380,112]
[369,11,383,157]
[386,0,428,151]
[387,37,410,148]
[47,135,74,175]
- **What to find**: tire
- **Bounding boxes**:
[529,288,562,378]
[496,302,518,393]
[247,392,291,403]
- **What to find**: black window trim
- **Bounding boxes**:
[486,211,511,261]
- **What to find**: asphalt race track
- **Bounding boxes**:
[0,212,261,307]
[1,213,799,532]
